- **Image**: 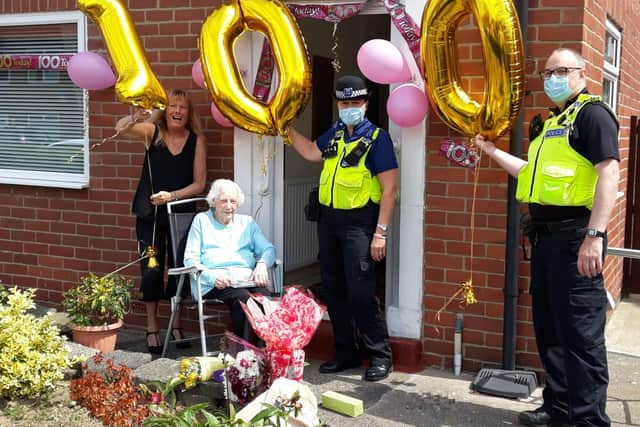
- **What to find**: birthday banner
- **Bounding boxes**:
[0,54,73,70]
[252,0,421,101]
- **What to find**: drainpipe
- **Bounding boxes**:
[454,313,464,375]
[502,0,529,371]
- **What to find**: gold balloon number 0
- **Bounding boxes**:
[421,0,525,141]
[78,0,168,110]
[200,0,311,137]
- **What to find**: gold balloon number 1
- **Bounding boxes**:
[421,0,525,141]
[78,0,168,110]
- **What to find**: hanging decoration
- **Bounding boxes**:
[248,0,421,103]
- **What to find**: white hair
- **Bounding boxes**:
[206,179,245,207]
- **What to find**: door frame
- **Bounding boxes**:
[233,0,426,340]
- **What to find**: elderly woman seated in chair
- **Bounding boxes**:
[183,179,275,343]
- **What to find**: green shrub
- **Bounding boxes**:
[0,286,69,399]
[62,273,133,326]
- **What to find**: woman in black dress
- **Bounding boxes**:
[116,89,207,353]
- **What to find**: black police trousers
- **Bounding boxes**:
[318,203,392,364]
[529,224,610,426]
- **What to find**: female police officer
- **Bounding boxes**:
[287,75,398,381]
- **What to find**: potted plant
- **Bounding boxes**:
[62,272,133,352]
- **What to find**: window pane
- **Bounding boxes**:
[605,31,618,67]
[0,20,87,187]
[602,77,613,108]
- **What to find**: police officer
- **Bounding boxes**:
[288,75,397,381]
[475,48,619,426]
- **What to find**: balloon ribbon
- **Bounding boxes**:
[436,150,480,322]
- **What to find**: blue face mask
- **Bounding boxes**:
[544,75,574,104]
[339,106,365,126]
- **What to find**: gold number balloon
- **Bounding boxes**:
[421,0,524,141]
[78,0,167,110]
[200,0,312,138]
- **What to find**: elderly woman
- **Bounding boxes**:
[116,89,207,353]
[183,179,276,342]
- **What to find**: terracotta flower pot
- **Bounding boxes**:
[71,319,123,352]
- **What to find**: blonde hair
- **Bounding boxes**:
[206,179,245,207]
[151,89,203,144]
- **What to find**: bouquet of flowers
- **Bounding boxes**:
[221,332,269,406]
[177,354,233,390]
[235,377,320,427]
[241,286,326,383]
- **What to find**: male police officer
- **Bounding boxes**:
[288,75,397,381]
[475,48,619,426]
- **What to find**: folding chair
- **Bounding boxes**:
[161,197,283,358]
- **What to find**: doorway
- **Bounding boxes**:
[283,14,391,306]
[235,5,426,341]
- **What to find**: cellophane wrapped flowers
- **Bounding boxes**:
[221,332,269,407]
[177,353,232,390]
[241,286,326,383]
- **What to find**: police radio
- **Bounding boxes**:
[341,140,370,167]
[322,142,338,159]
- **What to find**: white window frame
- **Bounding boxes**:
[0,11,89,189]
[602,19,621,112]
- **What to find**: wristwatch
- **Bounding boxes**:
[585,228,605,238]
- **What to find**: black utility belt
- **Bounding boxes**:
[531,216,589,233]
[321,201,379,213]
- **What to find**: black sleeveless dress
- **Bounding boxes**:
[132,126,197,226]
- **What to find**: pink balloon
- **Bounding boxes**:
[192,59,206,89]
[211,102,234,128]
[357,39,411,84]
[67,52,116,90]
[387,83,428,128]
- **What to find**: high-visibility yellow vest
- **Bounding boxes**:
[319,128,382,209]
[516,94,616,209]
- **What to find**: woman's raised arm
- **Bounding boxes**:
[115,109,157,147]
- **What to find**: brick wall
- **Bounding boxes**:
[422,0,640,371]
[2,0,639,366]
[0,0,234,331]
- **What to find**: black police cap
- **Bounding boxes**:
[335,75,369,100]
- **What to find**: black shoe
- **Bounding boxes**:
[364,361,392,381]
[171,328,192,349]
[519,407,572,427]
[146,331,162,354]
[319,359,360,374]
